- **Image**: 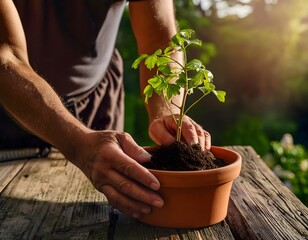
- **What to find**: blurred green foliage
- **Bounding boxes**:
[264,135,308,206]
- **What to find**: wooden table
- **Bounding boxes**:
[0,146,307,239]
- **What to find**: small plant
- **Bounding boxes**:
[132,29,226,142]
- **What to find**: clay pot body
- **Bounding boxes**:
[139,146,242,228]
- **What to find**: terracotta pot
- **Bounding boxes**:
[139,146,242,228]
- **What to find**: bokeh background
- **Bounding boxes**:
[116,0,308,205]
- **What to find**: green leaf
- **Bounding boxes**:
[143,85,153,104]
[132,54,148,69]
[179,29,195,39]
[171,33,186,48]
[148,76,167,95]
[198,86,209,94]
[190,39,202,46]
[204,70,214,82]
[158,65,171,75]
[166,84,181,99]
[157,81,168,92]
[164,44,176,55]
[190,70,204,88]
[157,57,170,67]
[178,29,202,47]
[204,81,215,91]
[145,55,158,70]
[187,59,203,71]
[213,90,226,102]
[148,76,162,88]
[164,73,178,82]
[171,29,195,48]
[176,72,186,87]
[154,49,162,56]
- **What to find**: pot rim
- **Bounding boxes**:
[144,145,241,175]
[144,146,242,187]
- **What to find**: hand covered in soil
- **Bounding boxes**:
[71,130,164,219]
[148,114,211,150]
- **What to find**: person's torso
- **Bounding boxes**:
[13,0,126,96]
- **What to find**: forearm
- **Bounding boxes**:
[129,0,183,122]
[0,50,90,160]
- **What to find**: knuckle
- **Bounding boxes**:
[90,168,108,187]
[118,180,133,195]
[95,131,117,144]
[108,192,121,206]
[196,128,204,136]
[117,131,132,142]
[102,186,121,206]
[186,123,195,132]
[94,181,106,193]
[121,163,135,177]
[204,131,211,138]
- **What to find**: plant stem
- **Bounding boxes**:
[177,90,188,142]
[162,55,185,70]
[176,46,188,142]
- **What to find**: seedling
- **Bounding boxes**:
[132,29,226,142]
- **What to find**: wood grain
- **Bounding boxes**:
[0,160,26,193]
[227,146,308,240]
[0,149,110,239]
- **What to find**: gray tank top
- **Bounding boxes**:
[13,0,126,96]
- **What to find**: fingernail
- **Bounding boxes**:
[150,182,160,190]
[152,200,164,208]
[140,151,152,160]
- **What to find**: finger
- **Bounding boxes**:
[203,130,211,150]
[148,118,176,145]
[117,132,151,163]
[104,169,163,208]
[194,123,205,151]
[189,119,211,150]
[180,116,199,145]
[109,144,161,191]
[180,117,211,151]
[101,185,152,218]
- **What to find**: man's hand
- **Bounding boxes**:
[72,130,164,219]
[148,115,211,151]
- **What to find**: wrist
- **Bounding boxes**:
[147,103,180,123]
[57,124,93,167]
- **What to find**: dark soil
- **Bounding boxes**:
[143,141,227,171]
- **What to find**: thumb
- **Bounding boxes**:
[149,117,176,146]
[117,133,151,163]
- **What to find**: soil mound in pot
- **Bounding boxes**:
[143,141,227,171]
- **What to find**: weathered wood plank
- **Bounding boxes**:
[114,212,235,240]
[114,210,180,240]
[0,149,111,239]
[176,221,235,240]
[0,160,27,193]
[227,146,308,240]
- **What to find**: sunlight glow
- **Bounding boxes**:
[193,0,253,18]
